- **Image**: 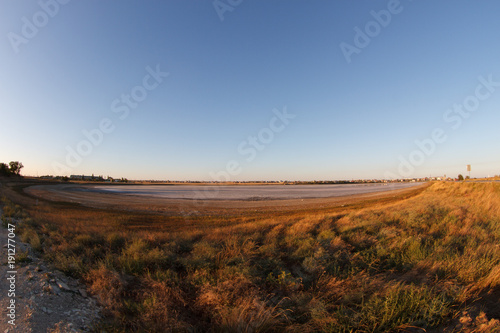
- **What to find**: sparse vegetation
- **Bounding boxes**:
[1,180,500,332]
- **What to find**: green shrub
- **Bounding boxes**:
[20,230,42,252]
[333,283,453,332]
[119,239,172,274]
[107,232,126,252]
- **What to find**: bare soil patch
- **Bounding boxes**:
[25,183,429,218]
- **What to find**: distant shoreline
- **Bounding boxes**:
[27,177,430,186]
[26,182,426,204]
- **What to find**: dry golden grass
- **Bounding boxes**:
[2,178,500,332]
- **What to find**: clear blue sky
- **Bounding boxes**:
[1,1,500,180]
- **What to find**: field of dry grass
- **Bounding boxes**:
[2,179,500,332]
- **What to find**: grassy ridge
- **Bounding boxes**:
[2,181,500,332]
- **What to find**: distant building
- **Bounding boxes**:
[69,174,104,181]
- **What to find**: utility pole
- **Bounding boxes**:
[467,165,471,179]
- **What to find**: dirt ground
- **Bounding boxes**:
[0,208,102,333]
[25,183,429,218]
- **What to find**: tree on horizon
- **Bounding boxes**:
[0,161,24,177]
